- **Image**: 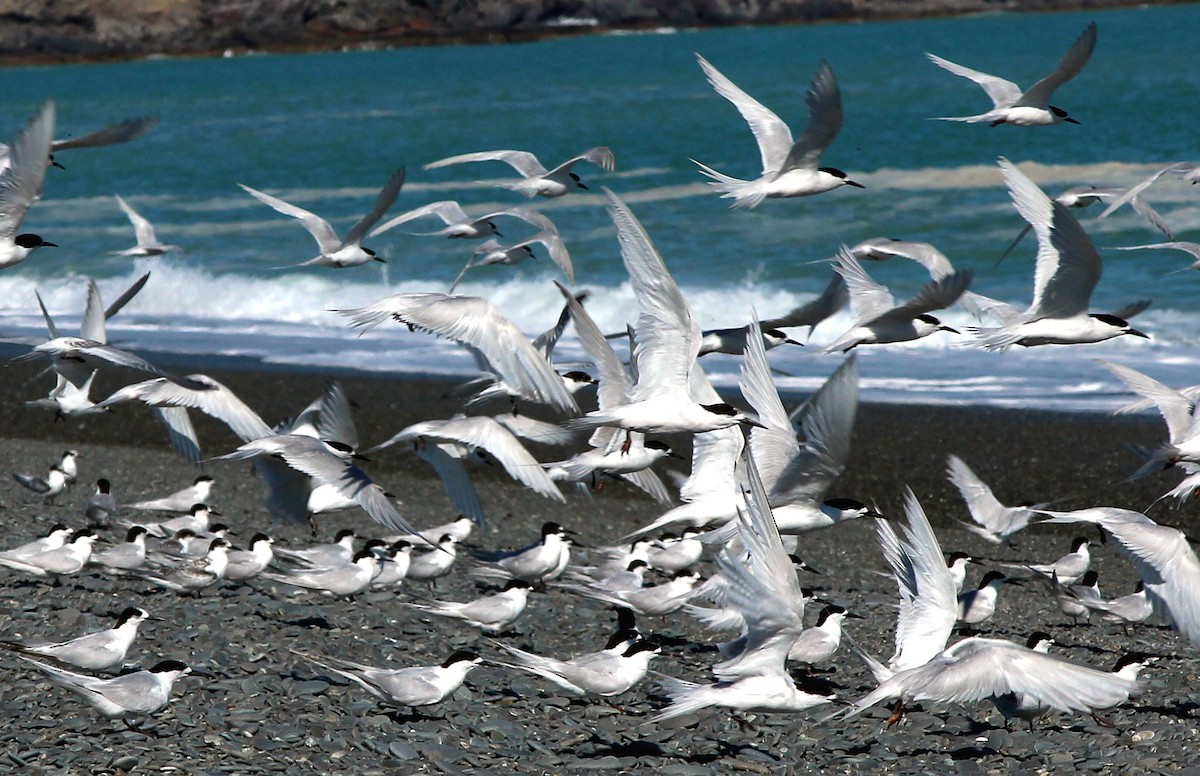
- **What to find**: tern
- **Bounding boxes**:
[407,534,460,583]
[424,146,614,198]
[0,115,156,174]
[956,571,1017,626]
[239,168,404,267]
[835,633,1142,726]
[0,529,96,577]
[369,200,548,239]
[1097,360,1200,485]
[12,465,69,503]
[408,579,531,634]
[969,159,1149,349]
[946,454,1039,545]
[1003,536,1092,586]
[85,478,119,526]
[692,55,861,208]
[497,638,660,697]
[260,548,379,597]
[1114,241,1200,273]
[274,529,357,570]
[471,522,572,584]
[566,191,762,436]
[564,570,702,616]
[450,226,574,292]
[89,526,149,571]
[1,607,151,671]
[386,516,475,548]
[1037,506,1200,648]
[824,247,969,353]
[646,530,705,573]
[224,534,275,582]
[338,292,579,415]
[0,524,71,563]
[927,22,1096,126]
[127,475,215,513]
[291,649,481,709]
[216,434,416,535]
[18,656,190,719]
[110,194,180,256]
[0,101,56,269]
[788,605,860,668]
[758,271,849,341]
[132,538,230,593]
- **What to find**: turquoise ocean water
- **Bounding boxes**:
[2,4,1199,411]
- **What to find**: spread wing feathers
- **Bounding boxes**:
[882,488,957,671]
[337,292,577,414]
[343,168,405,247]
[98,374,273,442]
[0,101,54,238]
[945,454,1025,536]
[696,54,793,176]
[925,53,1022,108]
[1098,360,1196,443]
[679,426,744,505]
[51,116,158,152]
[1039,507,1200,648]
[411,442,485,523]
[152,406,201,464]
[834,248,895,322]
[782,60,842,174]
[740,320,799,488]
[759,271,848,331]
[999,158,1100,319]
[103,271,151,320]
[555,281,630,449]
[238,183,341,254]
[375,415,563,501]
[425,150,547,177]
[709,448,806,681]
[314,381,360,452]
[219,435,415,534]
[1018,22,1097,108]
[768,354,858,505]
[605,189,700,402]
[80,279,107,343]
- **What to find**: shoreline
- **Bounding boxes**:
[0,1,1190,68]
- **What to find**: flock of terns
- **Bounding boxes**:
[2,17,1200,751]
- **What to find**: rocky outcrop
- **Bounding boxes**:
[0,0,1184,63]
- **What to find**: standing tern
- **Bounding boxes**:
[564,570,702,616]
[291,649,481,710]
[471,522,572,584]
[89,526,149,571]
[260,548,380,597]
[956,571,1018,627]
[85,478,119,526]
[0,529,97,578]
[1003,536,1092,585]
[127,475,215,513]
[0,101,56,269]
[239,168,404,267]
[969,159,1149,349]
[1037,506,1200,648]
[110,194,180,256]
[926,22,1096,126]
[274,529,357,570]
[131,538,230,593]
[787,605,860,669]
[692,55,862,208]
[406,534,460,583]
[1,607,151,671]
[12,464,69,503]
[0,524,71,563]
[223,534,275,582]
[424,147,614,198]
[496,638,660,697]
[18,656,191,719]
[407,579,532,634]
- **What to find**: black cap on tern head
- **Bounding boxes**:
[193,475,214,485]
[1026,631,1055,649]
[124,526,148,542]
[117,607,149,624]
[150,659,189,673]
[1070,536,1090,552]
[443,650,481,667]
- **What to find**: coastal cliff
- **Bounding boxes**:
[0,0,1185,64]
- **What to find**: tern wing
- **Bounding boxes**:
[781,60,843,174]
[103,271,151,320]
[79,279,107,343]
[50,117,158,152]
[760,271,848,331]
[425,150,548,178]
[239,183,341,254]
[545,146,616,176]
[344,168,405,247]
[114,195,159,248]
[1017,23,1097,108]
[926,53,1022,108]
[1000,158,1100,319]
[834,247,894,322]
[885,488,957,671]
[98,374,273,442]
[370,200,470,237]
[1098,361,1194,443]
[880,270,971,323]
[696,54,794,176]
[605,190,700,402]
[0,101,54,239]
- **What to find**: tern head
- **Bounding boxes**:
[149,660,191,676]
[915,314,959,335]
[815,604,859,626]
[1025,632,1056,651]
[502,579,533,592]
[123,526,149,543]
[762,328,804,348]
[623,639,661,658]
[1112,652,1159,677]
[390,540,412,554]
[1049,105,1079,124]
[117,607,152,626]
[820,167,865,189]
[352,548,381,566]
[788,554,821,575]
[442,650,482,669]
[560,369,597,388]
[698,402,766,429]
[643,439,684,460]
[249,533,273,547]
[1070,536,1091,553]
[333,529,357,543]
[193,475,215,485]
[820,498,884,521]
[1077,570,1100,588]
[70,529,97,543]
[626,559,649,572]
[96,478,111,494]
[15,233,56,250]
[1089,313,1148,339]
[207,538,231,552]
[947,551,974,568]
[978,570,1014,588]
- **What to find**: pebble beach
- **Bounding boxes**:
[0,364,1196,774]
